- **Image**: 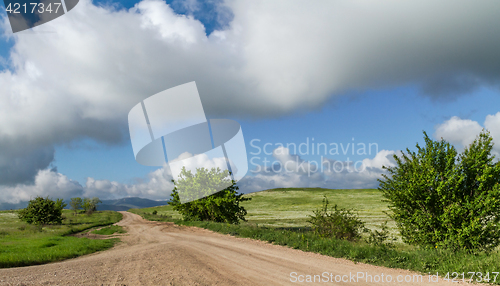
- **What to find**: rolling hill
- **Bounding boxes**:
[97,197,168,211]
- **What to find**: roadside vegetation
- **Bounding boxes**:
[0,207,122,268]
[91,225,125,235]
[131,131,500,284]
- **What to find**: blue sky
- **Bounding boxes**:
[0,0,499,206]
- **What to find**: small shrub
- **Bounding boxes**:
[307,196,365,241]
[366,221,396,247]
[152,210,158,215]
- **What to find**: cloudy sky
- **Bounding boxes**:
[0,0,499,208]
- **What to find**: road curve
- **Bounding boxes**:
[0,211,464,285]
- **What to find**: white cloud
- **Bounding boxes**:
[434,116,483,147]
[83,165,174,200]
[0,169,83,204]
[239,147,396,193]
[361,149,398,169]
[485,112,500,147]
[434,113,500,155]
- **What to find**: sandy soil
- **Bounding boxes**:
[0,211,466,285]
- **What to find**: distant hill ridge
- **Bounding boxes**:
[0,197,168,211]
[98,197,169,211]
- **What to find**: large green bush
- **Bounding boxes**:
[169,167,250,224]
[18,196,67,225]
[307,196,365,241]
[379,131,500,251]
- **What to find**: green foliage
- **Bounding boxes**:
[82,197,102,214]
[379,131,500,251]
[69,197,83,214]
[18,197,67,225]
[366,221,396,247]
[307,196,365,241]
[152,210,157,215]
[169,167,250,224]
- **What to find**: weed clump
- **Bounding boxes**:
[307,196,365,241]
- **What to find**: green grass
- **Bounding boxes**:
[242,188,391,229]
[130,188,500,285]
[0,210,123,268]
[132,188,394,233]
[91,225,125,235]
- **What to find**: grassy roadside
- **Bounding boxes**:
[130,188,500,285]
[91,225,126,235]
[0,210,123,268]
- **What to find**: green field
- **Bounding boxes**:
[0,210,123,268]
[132,188,394,233]
[241,188,391,229]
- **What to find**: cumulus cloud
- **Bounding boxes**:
[83,165,174,200]
[0,169,83,205]
[434,116,484,147]
[1,0,500,188]
[238,147,397,193]
[434,113,500,155]
[0,165,175,207]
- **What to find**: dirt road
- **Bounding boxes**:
[0,212,462,285]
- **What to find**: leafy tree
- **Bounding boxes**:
[69,197,83,214]
[379,131,500,251]
[90,197,102,211]
[18,196,67,225]
[82,198,91,213]
[169,167,250,224]
[82,197,101,214]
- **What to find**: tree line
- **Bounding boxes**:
[17,196,102,226]
[69,197,102,215]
